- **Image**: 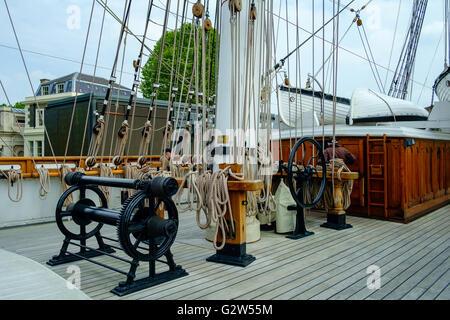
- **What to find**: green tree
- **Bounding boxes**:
[0,102,25,109]
[13,102,25,109]
[141,22,217,102]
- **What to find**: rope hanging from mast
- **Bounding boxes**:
[137,0,172,168]
[85,0,133,169]
[112,0,155,168]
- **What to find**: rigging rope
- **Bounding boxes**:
[114,0,155,168]
[63,0,96,166]
[37,166,50,199]
[1,168,23,203]
[4,0,59,174]
[85,0,132,169]
[79,0,108,169]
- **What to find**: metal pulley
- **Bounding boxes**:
[48,173,187,296]
[192,1,204,18]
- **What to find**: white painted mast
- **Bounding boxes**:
[214,0,266,166]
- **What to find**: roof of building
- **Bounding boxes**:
[35,72,132,98]
[0,107,25,114]
[39,72,130,90]
[11,108,25,114]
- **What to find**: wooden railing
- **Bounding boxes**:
[0,156,162,179]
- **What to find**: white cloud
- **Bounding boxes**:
[423,21,445,37]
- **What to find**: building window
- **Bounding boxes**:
[37,141,43,157]
[37,109,44,127]
[41,85,49,96]
[15,116,25,125]
[29,141,34,156]
[56,83,65,94]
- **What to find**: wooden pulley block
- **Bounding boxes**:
[192,2,204,18]
[250,5,257,21]
[229,0,242,13]
[93,122,102,135]
[118,125,128,139]
[85,156,97,168]
[204,18,212,32]
[357,18,363,27]
[133,60,139,69]
[113,156,123,167]
[284,77,291,86]
[138,156,147,167]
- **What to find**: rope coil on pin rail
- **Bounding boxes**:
[60,165,74,206]
[99,164,114,202]
[208,167,243,251]
[1,168,23,203]
[37,166,51,199]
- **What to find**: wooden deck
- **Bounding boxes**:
[0,205,448,300]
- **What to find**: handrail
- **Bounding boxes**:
[0,156,164,179]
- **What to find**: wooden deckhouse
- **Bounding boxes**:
[276,126,450,223]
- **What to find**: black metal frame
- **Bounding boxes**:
[281,137,327,240]
[47,174,188,296]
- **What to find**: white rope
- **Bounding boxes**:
[1,169,23,203]
[37,166,50,199]
[99,164,113,202]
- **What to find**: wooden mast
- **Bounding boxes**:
[205,0,266,267]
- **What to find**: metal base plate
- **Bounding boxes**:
[260,223,276,231]
[111,268,188,297]
[206,253,256,267]
[47,247,115,266]
[321,214,353,231]
[321,222,353,231]
[286,231,314,240]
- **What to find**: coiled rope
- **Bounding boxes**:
[99,164,113,202]
[1,168,23,203]
[37,166,50,199]
[60,165,73,206]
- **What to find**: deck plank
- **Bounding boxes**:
[238,211,445,300]
[0,205,448,300]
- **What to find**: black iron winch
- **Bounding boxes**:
[47,172,187,296]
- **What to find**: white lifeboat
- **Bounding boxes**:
[349,88,429,124]
[277,85,351,128]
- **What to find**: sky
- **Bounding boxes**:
[0,0,446,110]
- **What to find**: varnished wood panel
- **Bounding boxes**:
[280,136,450,223]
